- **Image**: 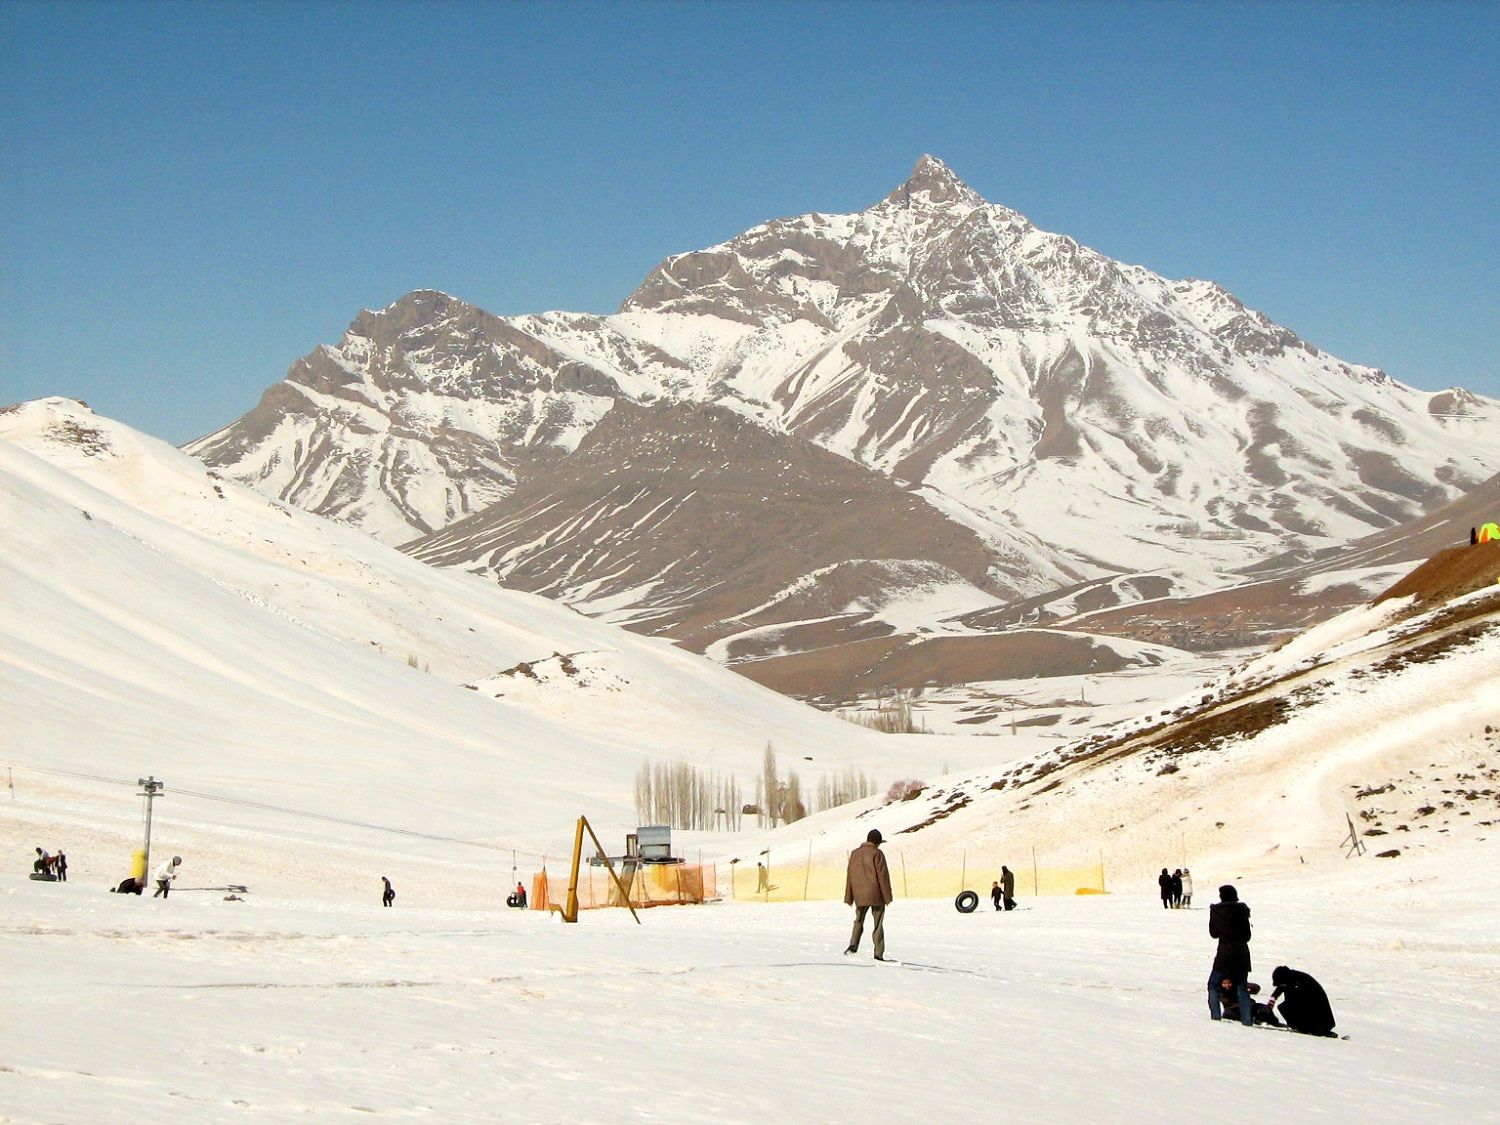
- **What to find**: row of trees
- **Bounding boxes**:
[633,745,881,831]
[839,692,923,734]
[634,759,745,831]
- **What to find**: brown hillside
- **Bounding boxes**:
[736,632,1136,702]
[1374,542,1500,607]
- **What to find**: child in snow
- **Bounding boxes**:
[153,855,182,898]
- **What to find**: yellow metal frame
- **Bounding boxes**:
[549,815,641,925]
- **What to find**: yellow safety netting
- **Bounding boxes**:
[730,859,1105,902]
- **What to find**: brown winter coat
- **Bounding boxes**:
[845,842,894,907]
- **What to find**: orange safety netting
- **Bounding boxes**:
[529,863,718,911]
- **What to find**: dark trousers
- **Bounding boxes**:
[848,904,886,958]
[154,879,170,899]
[1208,969,1253,1026]
[382,891,394,907]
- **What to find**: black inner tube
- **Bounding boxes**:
[955,890,979,914]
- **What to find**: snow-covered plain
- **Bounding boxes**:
[3,845,1497,1122]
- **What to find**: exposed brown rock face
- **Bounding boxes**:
[406,400,1009,651]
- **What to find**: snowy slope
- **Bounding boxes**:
[717,554,1500,888]
[1,398,1015,868]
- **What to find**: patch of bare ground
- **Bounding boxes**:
[896,790,973,834]
[729,635,908,700]
[1374,543,1500,610]
[1368,621,1497,674]
[1343,726,1500,847]
[734,631,1135,703]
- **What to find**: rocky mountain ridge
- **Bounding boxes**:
[188,156,1500,673]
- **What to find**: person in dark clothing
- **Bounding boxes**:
[1001,865,1016,910]
[55,852,68,882]
[1218,980,1281,1027]
[1208,884,1254,1026]
[34,848,54,876]
[1159,868,1173,909]
[1270,965,1337,1036]
[1170,869,1184,908]
[112,877,144,894]
[381,876,395,907]
[991,880,1003,910]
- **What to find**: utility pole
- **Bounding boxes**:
[139,776,163,880]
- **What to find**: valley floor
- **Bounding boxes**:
[3,850,1497,1123]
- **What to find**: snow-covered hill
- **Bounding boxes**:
[190,156,1500,645]
[753,545,1500,885]
[2,398,1013,873]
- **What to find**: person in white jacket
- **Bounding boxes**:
[153,855,182,899]
[1181,868,1194,908]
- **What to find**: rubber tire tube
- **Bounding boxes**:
[955,890,979,914]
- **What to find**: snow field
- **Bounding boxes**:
[3,846,1497,1123]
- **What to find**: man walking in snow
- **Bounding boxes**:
[381,876,395,907]
[1208,884,1253,1026]
[1001,864,1016,910]
[844,829,894,960]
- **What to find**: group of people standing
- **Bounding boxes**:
[32,847,67,881]
[990,866,1016,911]
[1158,866,1192,908]
[1208,882,1336,1036]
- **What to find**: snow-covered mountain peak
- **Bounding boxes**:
[879,153,986,213]
[349,289,479,344]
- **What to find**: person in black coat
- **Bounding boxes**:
[1170,869,1184,908]
[1270,965,1337,1036]
[991,880,1003,911]
[381,876,395,907]
[1208,884,1253,1025]
[1159,868,1173,909]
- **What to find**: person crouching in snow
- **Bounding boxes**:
[1269,966,1337,1037]
[153,855,181,898]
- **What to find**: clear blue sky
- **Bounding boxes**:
[3,0,1496,444]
